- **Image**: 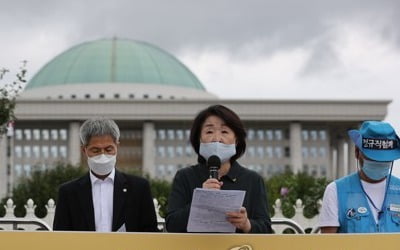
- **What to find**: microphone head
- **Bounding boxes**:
[207,155,221,169]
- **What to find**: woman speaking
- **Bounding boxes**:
[166,104,272,233]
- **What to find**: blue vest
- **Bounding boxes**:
[336,172,400,233]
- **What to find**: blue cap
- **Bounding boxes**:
[348,121,400,161]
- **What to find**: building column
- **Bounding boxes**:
[324,129,332,179]
[330,144,337,180]
[337,137,346,178]
[289,122,302,174]
[68,122,81,166]
[0,136,7,198]
[142,122,156,178]
[347,138,357,174]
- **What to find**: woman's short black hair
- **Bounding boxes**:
[190,104,247,163]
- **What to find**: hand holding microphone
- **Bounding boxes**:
[202,155,223,189]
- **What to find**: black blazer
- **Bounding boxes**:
[53,169,158,232]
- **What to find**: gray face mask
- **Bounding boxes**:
[199,142,236,163]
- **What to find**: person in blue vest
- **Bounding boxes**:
[319,121,400,233]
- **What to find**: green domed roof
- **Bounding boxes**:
[27,38,205,90]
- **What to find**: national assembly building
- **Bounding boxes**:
[0,38,389,198]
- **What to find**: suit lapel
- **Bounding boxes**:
[112,170,127,231]
[78,173,96,230]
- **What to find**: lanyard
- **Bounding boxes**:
[357,164,393,220]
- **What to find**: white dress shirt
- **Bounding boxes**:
[90,168,115,232]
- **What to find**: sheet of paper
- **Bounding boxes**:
[187,188,246,233]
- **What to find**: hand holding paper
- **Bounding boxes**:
[187,188,246,233]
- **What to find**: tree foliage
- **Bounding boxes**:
[0,61,27,135]
[265,171,329,218]
[0,163,328,220]
[0,163,86,218]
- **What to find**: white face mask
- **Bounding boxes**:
[87,154,116,176]
[199,142,236,163]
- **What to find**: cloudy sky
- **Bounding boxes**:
[1,0,400,127]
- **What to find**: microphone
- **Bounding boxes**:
[207,155,221,179]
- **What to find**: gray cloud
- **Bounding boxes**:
[2,0,400,57]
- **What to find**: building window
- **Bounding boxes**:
[42,146,49,158]
[60,129,68,140]
[24,129,32,140]
[185,130,191,140]
[167,146,174,158]
[310,130,318,141]
[321,165,327,176]
[15,129,22,140]
[157,165,166,177]
[284,147,290,157]
[167,165,176,176]
[60,146,67,158]
[319,130,327,140]
[42,129,49,140]
[33,145,40,159]
[302,147,309,158]
[275,130,283,141]
[266,129,274,141]
[310,147,317,158]
[24,164,32,177]
[15,164,22,177]
[302,130,308,141]
[257,146,264,158]
[257,130,264,140]
[157,130,166,140]
[14,146,22,158]
[274,147,283,158]
[33,129,40,140]
[319,147,326,157]
[284,129,290,140]
[247,146,255,157]
[51,146,58,157]
[157,146,166,158]
[176,130,184,140]
[247,129,255,140]
[51,129,58,140]
[266,146,273,158]
[311,165,318,176]
[24,146,31,158]
[185,145,192,156]
[176,146,183,157]
[167,129,175,140]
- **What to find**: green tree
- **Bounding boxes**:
[149,178,171,218]
[0,163,173,219]
[0,163,86,218]
[0,61,27,135]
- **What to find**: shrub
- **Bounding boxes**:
[0,163,86,218]
[265,171,329,218]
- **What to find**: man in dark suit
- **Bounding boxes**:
[53,118,158,232]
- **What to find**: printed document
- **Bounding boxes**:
[187,188,246,232]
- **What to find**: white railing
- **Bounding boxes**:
[0,198,321,233]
